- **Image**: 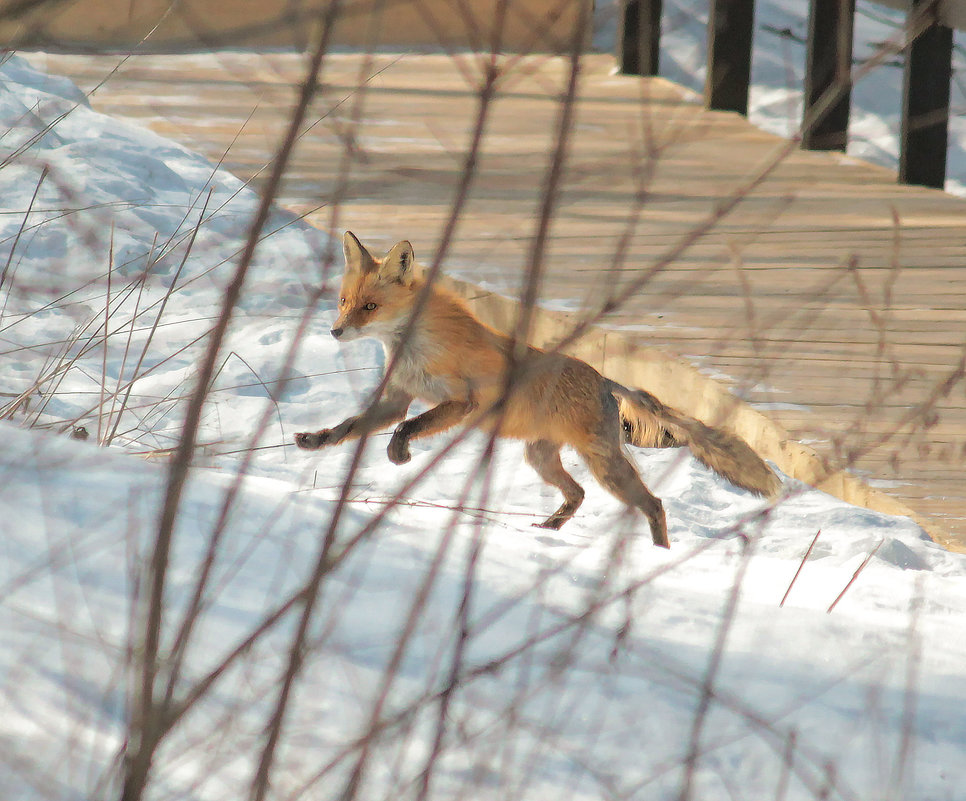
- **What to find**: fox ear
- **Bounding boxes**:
[343,231,376,275]
[379,240,416,285]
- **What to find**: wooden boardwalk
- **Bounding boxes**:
[25,51,966,549]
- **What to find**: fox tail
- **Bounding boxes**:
[611,384,781,499]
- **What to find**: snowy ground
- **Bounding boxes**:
[3,17,966,801]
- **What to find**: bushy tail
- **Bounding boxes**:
[612,385,781,498]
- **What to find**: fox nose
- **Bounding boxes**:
[331,327,344,340]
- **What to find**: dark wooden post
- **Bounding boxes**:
[704,0,755,114]
[899,1,953,189]
[802,0,856,151]
[618,0,662,76]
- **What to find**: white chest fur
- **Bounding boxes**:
[380,337,455,404]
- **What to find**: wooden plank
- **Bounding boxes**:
[0,0,588,52]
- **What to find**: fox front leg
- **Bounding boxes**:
[387,399,476,464]
[294,424,344,450]
[295,390,412,451]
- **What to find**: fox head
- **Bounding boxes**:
[330,231,420,342]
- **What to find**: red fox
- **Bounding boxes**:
[295,232,781,547]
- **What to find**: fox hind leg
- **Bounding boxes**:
[524,440,585,530]
[579,441,670,548]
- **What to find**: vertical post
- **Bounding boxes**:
[618,0,662,76]
[899,1,953,189]
[704,0,755,114]
[802,0,856,151]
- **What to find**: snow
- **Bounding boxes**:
[2,16,966,801]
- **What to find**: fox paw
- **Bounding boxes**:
[387,432,411,465]
[294,430,331,450]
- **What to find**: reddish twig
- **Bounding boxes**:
[827,539,883,613]
[780,530,821,607]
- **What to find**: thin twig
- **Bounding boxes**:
[780,530,821,607]
[827,540,883,613]
[119,8,340,801]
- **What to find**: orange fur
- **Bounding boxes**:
[295,233,781,547]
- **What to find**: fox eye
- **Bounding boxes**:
[339,297,347,307]
[363,302,377,311]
